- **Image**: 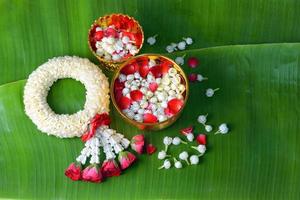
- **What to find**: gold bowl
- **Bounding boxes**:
[88,13,144,71]
[110,54,189,131]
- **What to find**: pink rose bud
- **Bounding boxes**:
[101,159,121,177]
[131,134,145,154]
[118,151,137,170]
[64,162,81,181]
[82,165,103,183]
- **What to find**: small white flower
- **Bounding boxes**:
[183,37,193,45]
[215,123,229,134]
[122,36,130,44]
[174,158,183,169]
[127,74,135,81]
[147,34,158,45]
[158,159,171,169]
[205,125,213,132]
[197,74,208,82]
[186,133,194,142]
[175,54,186,65]
[163,136,173,152]
[192,144,206,154]
[166,45,174,53]
[177,41,186,50]
[172,137,187,145]
[95,27,102,32]
[190,155,199,165]
[119,74,127,82]
[158,114,167,122]
[179,151,190,165]
[133,114,143,122]
[158,150,170,160]
[197,114,207,124]
[206,88,219,97]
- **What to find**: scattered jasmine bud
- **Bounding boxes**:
[205,125,213,132]
[191,144,206,154]
[158,150,170,160]
[190,155,200,165]
[206,88,219,97]
[183,37,193,45]
[186,133,194,142]
[147,34,158,45]
[215,123,229,134]
[172,137,187,145]
[179,151,190,165]
[170,43,178,49]
[174,157,183,169]
[177,41,186,50]
[158,159,171,169]
[197,74,208,82]
[163,136,173,152]
[166,45,174,53]
[197,114,208,124]
[175,54,186,66]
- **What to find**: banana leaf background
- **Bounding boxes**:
[1,0,300,199]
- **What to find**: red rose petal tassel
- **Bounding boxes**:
[146,144,157,155]
[187,57,199,68]
[65,162,82,181]
[167,98,184,114]
[130,90,143,101]
[180,126,194,136]
[118,151,137,170]
[196,134,207,145]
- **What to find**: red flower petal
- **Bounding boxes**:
[187,57,199,68]
[149,65,162,78]
[143,113,158,123]
[149,82,158,92]
[167,98,184,114]
[196,134,207,145]
[180,126,194,136]
[139,64,149,78]
[164,108,174,117]
[160,59,172,74]
[130,90,143,101]
[121,63,138,75]
[114,90,123,102]
[146,144,157,155]
[114,79,125,90]
[188,73,197,82]
[94,31,104,41]
[118,96,132,110]
[105,27,118,38]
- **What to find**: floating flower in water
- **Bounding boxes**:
[147,34,158,45]
[172,136,187,145]
[197,114,207,124]
[205,125,213,132]
[158,150,170,160]
[196,134,207,145]
[206,88,219,97]
[174,157,183,169]
[187,57,199,68]
[175,54,186,65]
[146,144,157,155]
[183,37,193,45]
[215,123,229,134]
[158,159,171,169]
[179,151,190,165]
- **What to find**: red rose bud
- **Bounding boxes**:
[187,57,199,68]
[105,27,118,38]
[167,98,184,114]
[143,113,158,123]
[94,31,104,41]
[180,126,194,136]
[149,82,158,92]
[101,159,121,177]
[149,65,163,78]
[121,63,138,75]
[118,96,132,110]
[65,162,81,181]
[146,144,157,155]
[130,90,143,101]
[164,107,174,117]
[196,134,207,145]
[131,134,145,154]
[188,73,197,82]
[118,151,137,170]
[139,64,150,78]
[82,165,103,183]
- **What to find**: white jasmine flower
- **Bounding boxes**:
[158,159,171,170]
[177,41,186,50]
[186,133,194,142]
[163,136,173,152]
[175,54,186,65]
[183,37,193,45]
[147,34,158,45]
[215,123,229,134]
[197,114,207,124]
[205,125,213,132]
[197,74,208,82]
[191,144,206,154]
[166,45,174,53]
[190,155,199,165]
[174,158,183,169]
[172,137,187,145]
[206,88,219,97]
[122,36,130,44]
[179,151,190,165]
[158,150,170,160]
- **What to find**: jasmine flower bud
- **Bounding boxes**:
[179,151,190,165]
[186,133,194,142]
[177,41,186,50]
[197,114,207,124]
[205,125,213,132]
[158,159,171,169]
[206,88,219,97]
[197,74,208,82]
[183,37,193,45]
[175,54,186,65]
[215,123,229,134]
[172,137,187,145]
[190,155,199,165]
[166,45,174,53]
[191,144,206,154]
[174,157,182,169]
[147,34,158,45]
[163,136,173,152]
[158,150,170,160]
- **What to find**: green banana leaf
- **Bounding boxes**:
[1,0,300,199]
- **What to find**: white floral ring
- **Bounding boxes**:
[24,56,110,138]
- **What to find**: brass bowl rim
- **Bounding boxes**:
[88,13,144,64]
[110,53,190,127]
